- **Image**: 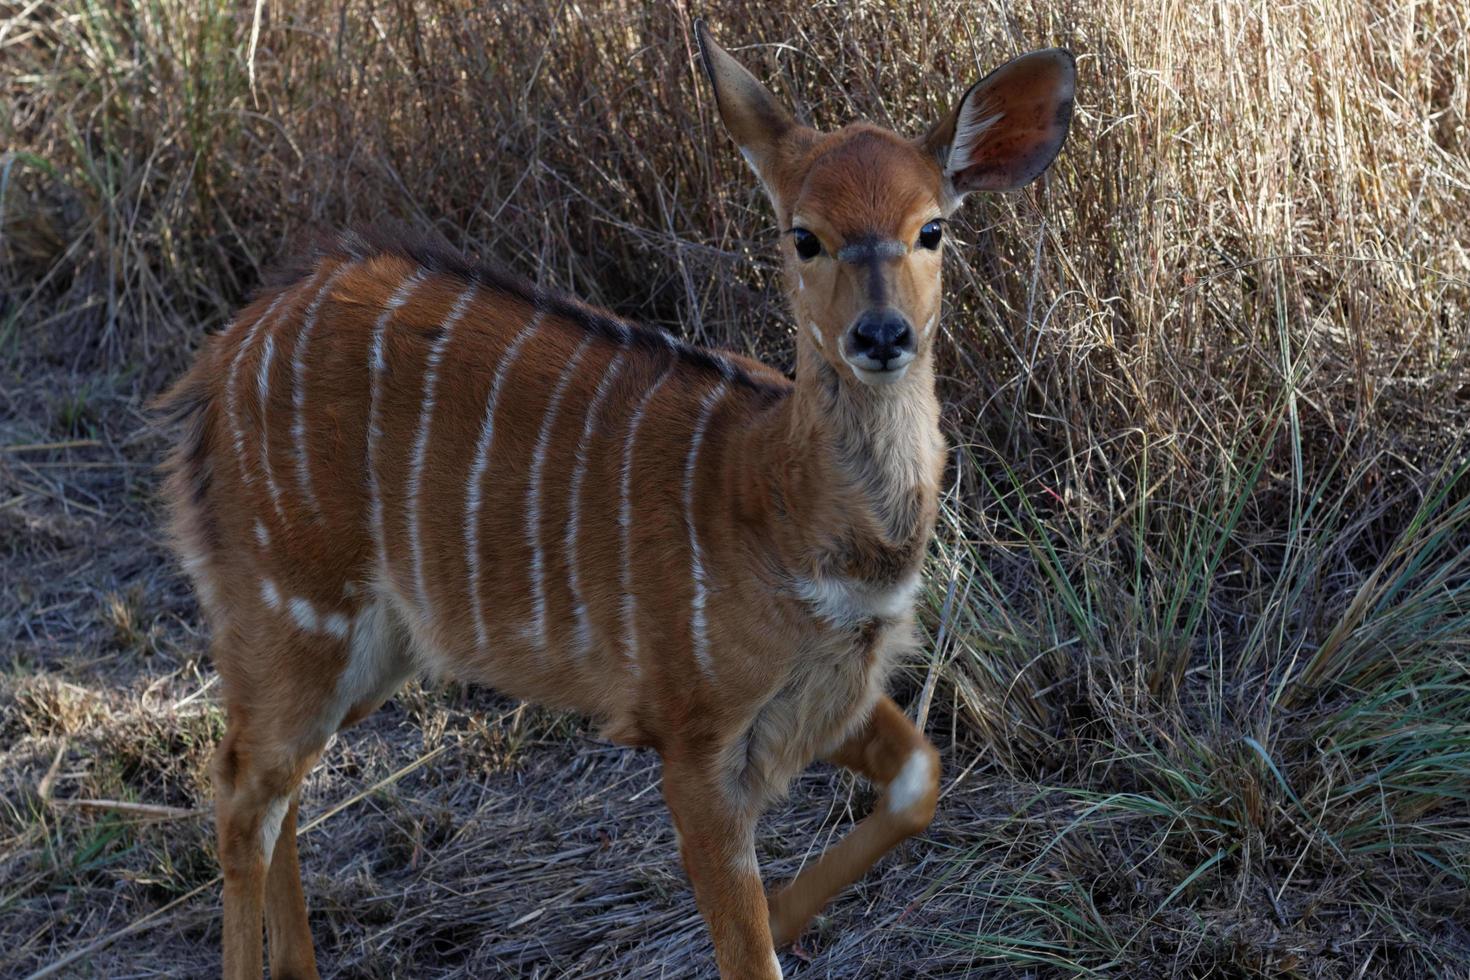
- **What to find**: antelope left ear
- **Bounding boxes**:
[921,48,1076,197]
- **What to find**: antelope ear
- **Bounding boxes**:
[921,48,1076,197]
[695,20,795,188]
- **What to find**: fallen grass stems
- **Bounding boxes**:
[2,0,1467,975]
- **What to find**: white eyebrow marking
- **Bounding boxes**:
[367,269,429,576]
[566,350,627,655]
[524,336,591,646]
[291,264,350,520]
[408,285,477,621]
[808,321,824,348]
[227,291,290,489]
[683,380,727,679]
[465,307,544,650]
[619,364,675,676]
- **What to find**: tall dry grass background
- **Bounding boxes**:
[2,0,1468,976]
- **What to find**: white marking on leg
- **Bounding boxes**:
[770,949,785,979]
[565,351,626,655]
[683,381,727,679]
[180,551,218,611]
[732,840,760,876]
[227,291,290,489]
[367,270,429,577]
[260,578,282,610]
[408,285,478,621]
[260,796,291,863]
[887,747,936,816]
[253,520,270,548]
[619,365,675,675]
[524,336,591,645]
[291,264,349,520]
[465,308,544,650]
[808,321,823,348]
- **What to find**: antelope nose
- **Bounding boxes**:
[848,310,915,369]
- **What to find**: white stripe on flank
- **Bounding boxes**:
[618,365,675,676]
[323,611,351,639]
[256,329,287,524]
[683,381,727,679]
[291,265,349,520]
[253,520,270,548]
[367,270,429,576]
[524,336,591,645]
[408,285,478,620]
[260,578,282,610]
[227,291,290,489]
[465,308,545,650]
[565,351,627,655]
[288,595,319,633]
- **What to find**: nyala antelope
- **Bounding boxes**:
[159,21,1073,979]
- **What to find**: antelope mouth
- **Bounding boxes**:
[843,351,914,386]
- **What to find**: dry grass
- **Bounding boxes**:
[2,0,1469,976]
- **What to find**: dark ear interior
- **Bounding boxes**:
[694,20,794,180]
[922,48,1076,194]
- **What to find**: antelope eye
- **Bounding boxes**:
[917,220,943,250]
[791,227,822,260]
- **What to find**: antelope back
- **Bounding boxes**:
[160,231,791,741]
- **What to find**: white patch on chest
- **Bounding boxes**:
[793,569,921,626]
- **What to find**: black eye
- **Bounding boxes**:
[791,227,822,260]
[917,220,943,250]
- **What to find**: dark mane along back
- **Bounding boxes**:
[266,225,791,401]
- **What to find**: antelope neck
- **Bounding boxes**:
[749,341,942,589]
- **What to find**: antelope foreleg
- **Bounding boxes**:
[663,759,784,980]
[767,695,939,947]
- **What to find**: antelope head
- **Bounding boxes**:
[696,22,1075,389]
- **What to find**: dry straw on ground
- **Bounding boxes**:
[2,1,1468,976]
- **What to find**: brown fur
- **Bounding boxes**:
[157,23,1073,980]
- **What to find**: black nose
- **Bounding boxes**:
[849,310,915,367]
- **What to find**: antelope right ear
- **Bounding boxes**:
[695,20,795,189]
[921,48,1076,199]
